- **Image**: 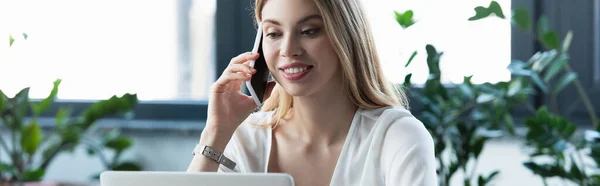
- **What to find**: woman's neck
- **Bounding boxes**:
[283,84,357,146]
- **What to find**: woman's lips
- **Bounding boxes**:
[280,66,313,81]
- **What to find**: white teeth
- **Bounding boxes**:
[284,67,308,74]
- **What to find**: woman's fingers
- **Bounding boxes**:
[227,64,256,75]
[212,52,260,93]
[229,52,260,65]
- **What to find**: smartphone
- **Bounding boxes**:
[245,23,270,107]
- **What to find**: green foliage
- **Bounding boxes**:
[394,10,416,29]
[9,35,15,47]
[21,120,43,155]
[400,1,599,185]
[468,1,505,21]
[31,79,61,116]
[405,51,417,68]
[87,129,143,180]
[405,44,521,186]
[512,8,531,31]
[0,79,140,182]
[467,1,599,185]
[21,169,44,181]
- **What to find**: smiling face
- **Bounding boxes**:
[260,0,341,97]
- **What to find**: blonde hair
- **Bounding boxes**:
[254,0,408,127]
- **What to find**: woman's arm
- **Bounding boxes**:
[186,52,262,172]
[384,115,438,185]
[385,143,438,185]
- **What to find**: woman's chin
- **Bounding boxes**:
[280,85,313,97]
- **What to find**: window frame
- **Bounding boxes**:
[26,0,552,126]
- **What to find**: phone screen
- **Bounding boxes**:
[249,35,270,104]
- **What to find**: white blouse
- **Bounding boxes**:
[217,106,437,186]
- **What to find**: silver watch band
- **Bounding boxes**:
[193,144,236,171]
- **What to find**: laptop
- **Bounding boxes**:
[100,171,295,186]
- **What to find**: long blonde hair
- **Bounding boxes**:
[254,0,408,127]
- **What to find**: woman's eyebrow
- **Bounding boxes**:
[262,14,322,26]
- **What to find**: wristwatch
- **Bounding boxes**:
[193,144,237,171]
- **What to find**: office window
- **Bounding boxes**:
[0,0,215,101]
[361,0,512,84]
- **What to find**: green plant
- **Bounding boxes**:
[397,4,531,185]
[403,44,527,186]
[470,1,600,185]
[86,129,143,179]
[1,33,141,183]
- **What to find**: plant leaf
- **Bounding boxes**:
[21,169,45,181]
[487,170,500,181]
[473,137,487,158]
[537,16,549,37]
[0,162,17,175]
[476,94,495,104]
[55,107,71,131]
[504,113,515,135]
[23,33,28,40]
[523,162,567,178]
[468,1,505,21]
[6,88,31,131]
[488,1,505,19]
[21,120,43,155]
[0,90,7,113]
[394,10,416,29]
[543,53,568,82]
[405,51,417,67]
[512,8,531,31]
[32,79,61,115]
[569,158,584,180]
[9,34,15,47]
[562,30,573,52]
[531,50,557,73]
[507,60,534,76]
[80,93,138,129]
[541,31,559,50]
[468,6,491,21]
[530,73,548,93]
[458,84,474,99]
[403,73,413,88]
[105,136,132,152]
[478,175,485,186]
[553,72,577,94]
[507,78,523,97]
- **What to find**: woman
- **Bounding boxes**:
[187,0,437,185]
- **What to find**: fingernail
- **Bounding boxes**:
[246,73,251,77]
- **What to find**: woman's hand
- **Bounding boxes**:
[207,52,261,136]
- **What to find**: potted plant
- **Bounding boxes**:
[399,1,600,185]
[0,78,140,185]
[2,33,142,185]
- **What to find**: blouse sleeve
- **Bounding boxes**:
[384,116,438,186]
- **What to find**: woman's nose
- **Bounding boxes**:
[280,35,304,57]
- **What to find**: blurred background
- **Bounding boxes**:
[0,0,599,185]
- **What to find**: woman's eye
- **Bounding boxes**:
[301,28,320,36]
[266,32,281,39]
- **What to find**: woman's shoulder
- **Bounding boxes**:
[358,106,426,133]
[357,106,434,156]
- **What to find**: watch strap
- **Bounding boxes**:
[193,144,236,171]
